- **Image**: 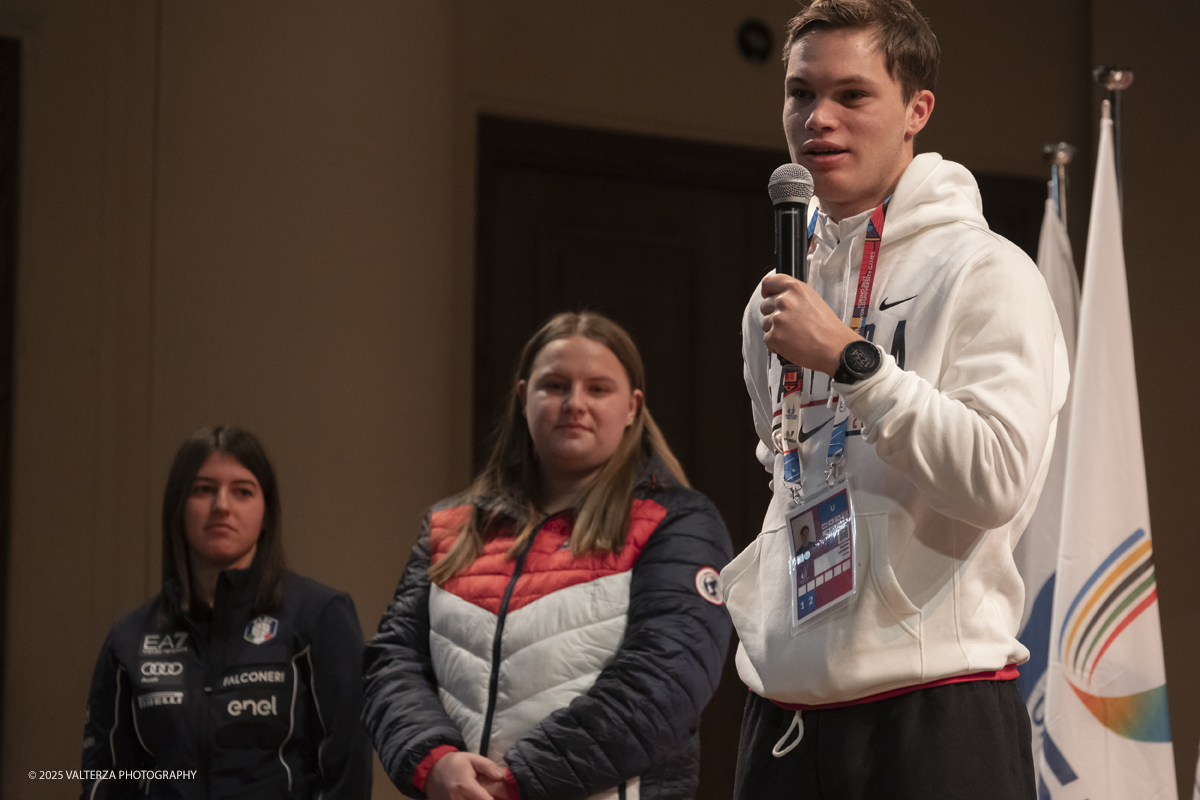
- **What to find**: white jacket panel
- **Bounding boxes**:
[430,573,630,758]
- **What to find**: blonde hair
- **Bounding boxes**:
[429,312,687,583]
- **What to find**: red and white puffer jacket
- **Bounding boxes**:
[363,456,734,800]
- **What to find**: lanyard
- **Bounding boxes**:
[849,197,891,335]
[778,210,823,489]
[780,198,891,497]
[827,197,890,467]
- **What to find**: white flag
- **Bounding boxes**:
[1040,105,1176,799]
[1013,195,1079,766]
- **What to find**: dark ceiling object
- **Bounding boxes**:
[737,19,773,63]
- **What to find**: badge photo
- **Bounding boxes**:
[244,615,279,645]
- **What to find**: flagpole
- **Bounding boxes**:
[1093,66,1134,206]
[1043,142,1076,226]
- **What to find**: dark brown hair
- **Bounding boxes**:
[429,312,687,583]
[159,425,285,621]
[783,0,940,103]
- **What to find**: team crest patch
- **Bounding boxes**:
[244,615,279,645]
[695,567,723,606]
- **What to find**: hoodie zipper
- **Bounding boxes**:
[478,516,551,757]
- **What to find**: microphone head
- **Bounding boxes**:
[768,163,814,206]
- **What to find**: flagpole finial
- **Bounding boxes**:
[1043,142,1076,166]
[1043,143,1076,223]
[1093,66,1134,91]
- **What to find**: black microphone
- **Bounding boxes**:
[768,164,814,282]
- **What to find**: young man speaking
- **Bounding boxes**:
[721,1,1069,797]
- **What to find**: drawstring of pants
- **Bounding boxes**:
[772,709,804,757]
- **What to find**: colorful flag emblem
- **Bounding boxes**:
[244,615,279,646]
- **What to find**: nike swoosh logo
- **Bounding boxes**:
[798,417,832,443]
[879,294,917,311]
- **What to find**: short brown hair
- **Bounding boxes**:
[783,0,939,103]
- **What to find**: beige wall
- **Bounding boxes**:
[2,1,1196,798]
[1,3,160,797]
[1,1,462,797]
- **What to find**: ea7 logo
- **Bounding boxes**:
[227,696,278,717]
[140,662,183,677]
[141,633,189,656]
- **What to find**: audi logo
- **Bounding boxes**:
[141,662,183,676]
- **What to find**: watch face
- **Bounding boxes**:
[846,341,880,373]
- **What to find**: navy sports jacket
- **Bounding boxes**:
[81,569,372,799]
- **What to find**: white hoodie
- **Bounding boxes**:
[722,153,1070,706]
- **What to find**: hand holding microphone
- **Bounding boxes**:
[761,164,860,376]
[760,275,859,376]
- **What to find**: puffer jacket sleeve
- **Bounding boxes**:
[503,492,734,800]
[362,514,467,797]
[80,628,146,799]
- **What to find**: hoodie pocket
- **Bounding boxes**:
[860,512,921,638]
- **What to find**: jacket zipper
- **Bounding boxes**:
[178,611,211,799]
[203,583,232,799]
[478,517,550,757]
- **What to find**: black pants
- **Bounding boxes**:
[733,680,1035,800]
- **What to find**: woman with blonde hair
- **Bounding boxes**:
[364,312,733,800]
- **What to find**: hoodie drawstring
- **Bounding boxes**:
[772,710,805,757]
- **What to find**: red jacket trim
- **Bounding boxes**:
[504,767,521,800]
[765,664,1021,712]
[412,744,459,791]
[429,499,669,614]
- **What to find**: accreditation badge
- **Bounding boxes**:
[785,482,857,630]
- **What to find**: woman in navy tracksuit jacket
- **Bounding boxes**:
[363,312,733,800]
[81,426,372,799]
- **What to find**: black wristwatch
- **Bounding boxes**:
[833,340,882,385]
